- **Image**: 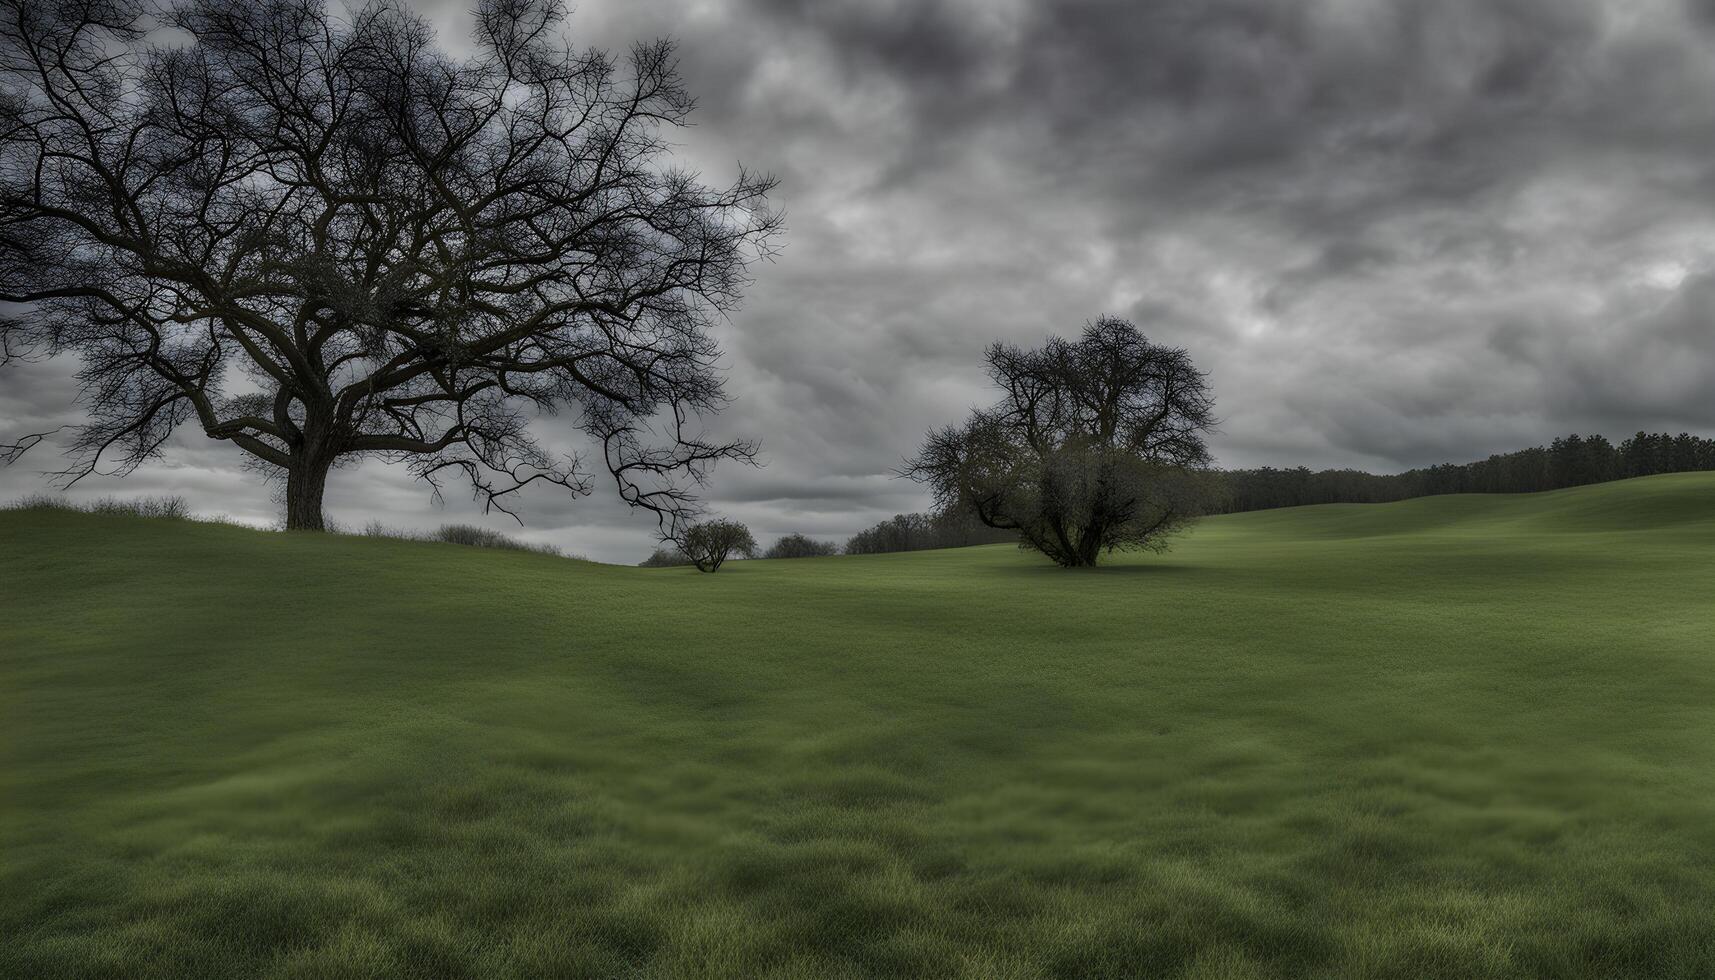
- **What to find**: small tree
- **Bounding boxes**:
[638,547,693,568]
[905,317,1216,568]
[676,518,756,572]
[763,533,837,559]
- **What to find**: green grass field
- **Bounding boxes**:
[4,474,1714,978]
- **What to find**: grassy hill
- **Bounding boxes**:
[4,474,1715,979]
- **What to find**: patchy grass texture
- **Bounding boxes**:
[4,474,1714,978]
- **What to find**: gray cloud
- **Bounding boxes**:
[5,0,1715,560]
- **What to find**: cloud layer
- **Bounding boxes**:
[5,0,1714,561]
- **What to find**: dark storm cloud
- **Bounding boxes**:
[5,0,1714,560]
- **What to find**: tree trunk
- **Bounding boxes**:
[1045,520,1104,567]
[1076,523,1104,567]
[284,450,334,531]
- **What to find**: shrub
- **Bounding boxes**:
[3,494,191,519]
[763,533,838,559]
[432,524,562,556]
[93,496,190,519]
[3,493,76,512]
[676,519,757,572]
[1,496,585,558]
[356,520,574,557]
[639,547,694,568]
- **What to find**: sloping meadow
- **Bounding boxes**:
[4,474,1714,978]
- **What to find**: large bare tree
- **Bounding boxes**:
[906,317,1217,567]
[0,0,780,530]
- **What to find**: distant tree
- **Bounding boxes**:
[676,518,756,572]
[844,513,931,555]
[1675,432,1705,472]
[906,317,1217,567]
[1550,434,1619,487]
[762,533,838,559]
[843,507,1016,555]
[638,547,694,568]
[1623,432,1658,478]
[0,0,779,533]
[1213,430,1715,515]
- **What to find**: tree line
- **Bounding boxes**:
[843,510,1017,555]
[828,430,1715,559]
[1215,431,1715,513]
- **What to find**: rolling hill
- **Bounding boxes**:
[4,473,1714,978]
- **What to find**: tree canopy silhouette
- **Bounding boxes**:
[906,317,1216,567]
[677,518,755,572]
[0,0,780,531]
[762,533,837,559]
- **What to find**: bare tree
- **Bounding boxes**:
[676,517,754,572]
[905,317,1216,567]
[0,0,780,531]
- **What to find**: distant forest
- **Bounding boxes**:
[848,431,1715,555]
[1215,430,1715,513]
[844,510,1017,555]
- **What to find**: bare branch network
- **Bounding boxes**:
[0,0,781,531]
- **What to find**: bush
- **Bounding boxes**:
[677,519,757,572]
[3,493,76,512]
[358,520,575,558]
[431,524,561,556]
[763,533,838,559]
[639,547,694,568]
[2,497,588,558]
[4,494,191,519]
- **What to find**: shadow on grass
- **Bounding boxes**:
[986,560,1196,578]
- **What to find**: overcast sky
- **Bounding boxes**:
[4,0,1715,561]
